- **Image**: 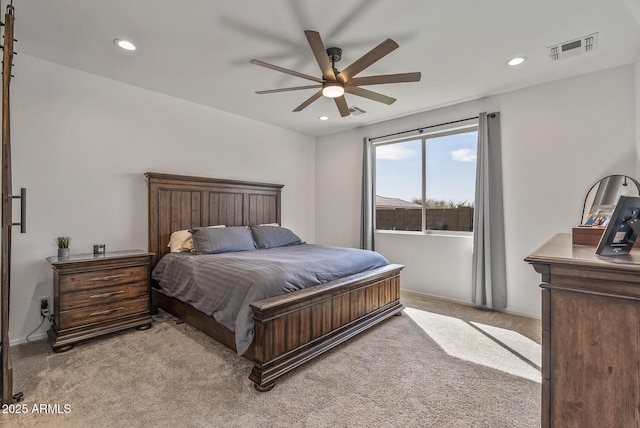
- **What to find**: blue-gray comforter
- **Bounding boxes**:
[151,244,388,355]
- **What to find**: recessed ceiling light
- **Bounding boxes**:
[318,116,329,121]
[507,56,526,66]
[114,39,136,51]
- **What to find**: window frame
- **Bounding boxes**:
[373,120,479,236]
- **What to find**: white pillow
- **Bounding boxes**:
[167,225,225,252]
[259,223,280,227]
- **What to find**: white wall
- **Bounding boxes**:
[316,64,636,318]
[8,55,316,344]
[636,55,640,176]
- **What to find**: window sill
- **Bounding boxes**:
[375,230,473,238]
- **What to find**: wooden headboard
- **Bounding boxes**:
[145,172,283,269]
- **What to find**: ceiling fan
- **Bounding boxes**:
[251,30,421,117]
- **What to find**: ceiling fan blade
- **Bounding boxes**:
[349,72,421,86]
[304,30,337,81]
[337,38,399,84]
[293,90,323,112]
[256,85,322,95]
[334,96,351,117]
[250,59,325,84]
[345,86,396,105]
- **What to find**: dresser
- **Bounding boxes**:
[47,250,154,352]
[525,233,640,428]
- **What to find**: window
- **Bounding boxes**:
[374,124,478,233]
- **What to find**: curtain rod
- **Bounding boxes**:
[368,115,479,142]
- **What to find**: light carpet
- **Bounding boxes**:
[4,304,540,428]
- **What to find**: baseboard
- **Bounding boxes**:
[10,331,47,346]
[400,288,541,320]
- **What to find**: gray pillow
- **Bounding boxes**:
[189,226,256,254]
[250,225,303,249]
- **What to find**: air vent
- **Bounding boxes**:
[349,106,366,116]
[548,33,598,61]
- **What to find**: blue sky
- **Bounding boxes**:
[375,131,478,204]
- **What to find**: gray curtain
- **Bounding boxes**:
[472,112,507,309]
[361,137,375,250]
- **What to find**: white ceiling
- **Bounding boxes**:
[12,0,640,137]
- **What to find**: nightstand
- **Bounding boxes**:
[46,250,154,352]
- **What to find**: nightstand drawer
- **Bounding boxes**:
[59,265,147,292]
[59,281,148,311]
[59,296,149,330]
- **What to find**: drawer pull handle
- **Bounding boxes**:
[90,290,125,299]
[89,274,126,282]
[90,307,126,317]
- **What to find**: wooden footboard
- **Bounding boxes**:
[249,263,404,391]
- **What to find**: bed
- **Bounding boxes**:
[146,172,404,391]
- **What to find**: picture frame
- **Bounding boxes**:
[595,196,640,256]
[582,206,613,227]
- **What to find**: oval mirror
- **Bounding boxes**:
[581,175,640,226]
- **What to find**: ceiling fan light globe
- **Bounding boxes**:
[322,82,344,98]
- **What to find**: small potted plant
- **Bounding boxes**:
[55,236,71,258]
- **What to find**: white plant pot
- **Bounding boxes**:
[57,248,70,258]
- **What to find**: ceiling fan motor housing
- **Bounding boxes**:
[326,47,342,63]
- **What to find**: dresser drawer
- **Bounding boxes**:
[58,281,148,311]
[59,265,147,292]
[59,296,149,330]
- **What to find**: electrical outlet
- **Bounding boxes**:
[39,296,51,318]
[39,297,49,310]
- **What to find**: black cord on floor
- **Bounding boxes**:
[25,316,45,342]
